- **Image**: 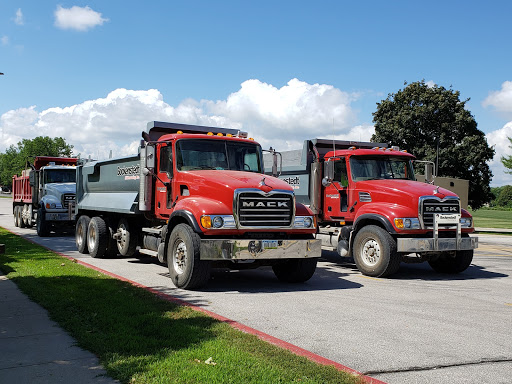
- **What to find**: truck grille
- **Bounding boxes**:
[236,190,294,227]
[419,197,460,228]
[62,194,76,208]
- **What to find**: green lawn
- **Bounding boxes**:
[470,208,512,229]
[0,227,362,384]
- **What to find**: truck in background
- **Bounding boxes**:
[265,139,478,277]
[12,156,77,236]
[74,121,321,289]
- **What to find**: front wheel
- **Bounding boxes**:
[352,225,401,277]
[36,208,50,236]
[272,258,318,283]
[428,250,473,274]
[167,224,211,289]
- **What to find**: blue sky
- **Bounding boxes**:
[1,1,512,186]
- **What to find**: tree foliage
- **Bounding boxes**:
[495,185,512,208]
[372,80,495,209]
[0,136,73,187]
[501,136,512,174]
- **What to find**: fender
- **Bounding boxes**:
[168,210,202,233]
[353,213,396,234]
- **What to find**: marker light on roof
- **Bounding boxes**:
[177,130,183,134]
[349,146,356,150]
[217,133,223,136]
[207,132,214,136]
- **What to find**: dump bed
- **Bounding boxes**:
[76,155,142,214]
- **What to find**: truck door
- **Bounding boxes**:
[155,143,174,216]
[323,158,349,216]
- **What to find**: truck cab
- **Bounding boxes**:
[269,139,478,277]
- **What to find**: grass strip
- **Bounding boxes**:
[469,208,512,229]
[0,228,363,384]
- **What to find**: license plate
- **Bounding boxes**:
[435,213,460,225]
[262,240,279,249]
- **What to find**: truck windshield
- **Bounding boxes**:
[176,139,263,172]
[350,156,415,182]
[44,169,76,183]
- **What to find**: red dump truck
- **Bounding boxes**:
[12,156,77,236]
[74,121,321,289]
[266,139,478,277]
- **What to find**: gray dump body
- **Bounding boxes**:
[76,155,142,214]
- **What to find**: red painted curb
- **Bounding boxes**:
[2,227,386,384]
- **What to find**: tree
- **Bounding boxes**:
[495,185,512,208]
[0,136,73,187]
[372,80,495,209]
[501,136,512,174]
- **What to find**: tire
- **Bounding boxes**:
[13,206,20,227]
[352,225,401,277]
[105,222,119,258]
[87,216,109,258]
[75,215,91,254]
[272,258,318,283]
[116,218,137,256]
[18,206,26,228]
[428,249,474,274]
[36,208,50,237]
[23,204,33,228]
[167,224,211,289]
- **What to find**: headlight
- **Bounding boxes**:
[200,215,236,229]
[45,202,58,209]
[460,217,472,228]
[394,217,420,229]
[294,216,315,229]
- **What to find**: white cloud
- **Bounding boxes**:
[425,80,435,88]
[1,36,8,46]
[482,81,512,117]
[0,79,362,160]
[14,8,24,25]
[54,5,109,31]
[486,122,512,186]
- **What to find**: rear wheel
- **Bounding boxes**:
[428,250,474,274]
[13,206,20,227]
[36,208,50,236]
[87,216,108,258]
[167,224,211,289]
[75,215,91,254]
[23,204,33,227]
[352,225,401,277]
[116,218,137,256]
[18,206,26,228]
[272,258,318,283]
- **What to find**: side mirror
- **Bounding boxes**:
[29,171,35,186]
[425,162,434,184]
[323,160,334,186]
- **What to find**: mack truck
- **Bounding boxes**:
[12,156,77,236]
[265,139,478,277]
[74,121,321,289]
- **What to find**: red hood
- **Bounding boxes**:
[179,170,293,195]
[355,179,459,216]
[356,179,458,199]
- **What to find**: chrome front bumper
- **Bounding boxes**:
[397,236,478,253]
[199,239,322,260]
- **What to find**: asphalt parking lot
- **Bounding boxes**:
[0,197,511,384]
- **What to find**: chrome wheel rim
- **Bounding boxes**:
[173,240,187,275]
[361,239,380,266]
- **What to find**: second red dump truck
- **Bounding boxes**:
[75,121,321,289]
[266,139,478,277]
